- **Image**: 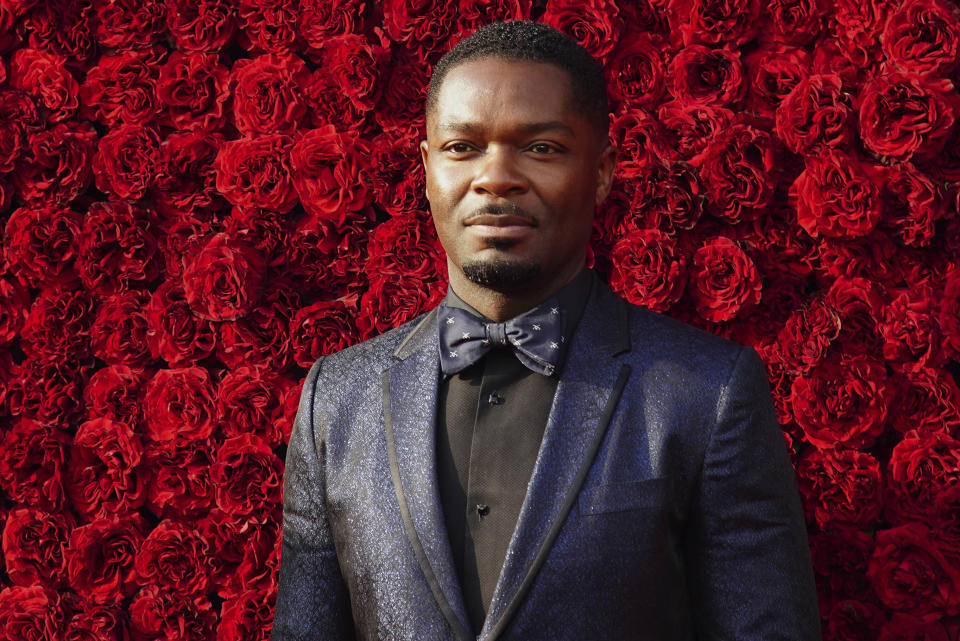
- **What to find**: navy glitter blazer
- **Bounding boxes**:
[271,279,821,641]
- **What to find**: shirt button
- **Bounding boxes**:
[487,391,504,405]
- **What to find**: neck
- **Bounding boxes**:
[446,259,584,322]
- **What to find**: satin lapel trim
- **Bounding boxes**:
[482,284,632,640]
[383,313,472,641]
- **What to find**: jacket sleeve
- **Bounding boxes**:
[271,359,356,641]
[686,347,822,641]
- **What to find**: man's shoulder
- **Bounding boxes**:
[310,308,437,381]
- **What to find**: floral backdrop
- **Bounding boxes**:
[0,0,959,638]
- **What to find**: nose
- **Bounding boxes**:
[471,145,528,197]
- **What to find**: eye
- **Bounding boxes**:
[528,142,561,155]
[443,141,476,155]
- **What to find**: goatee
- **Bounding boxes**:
[461,259,540,290]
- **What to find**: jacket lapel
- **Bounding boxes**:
[481,283,633,640]
[383,309,473,640]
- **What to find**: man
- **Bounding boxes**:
[272,21,820,641]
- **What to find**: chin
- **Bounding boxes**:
[460,258,541,290]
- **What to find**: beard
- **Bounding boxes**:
[461,257,540,290]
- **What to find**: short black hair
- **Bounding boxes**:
[425,21,609,134]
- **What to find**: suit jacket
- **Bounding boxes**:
[271,280,821,641]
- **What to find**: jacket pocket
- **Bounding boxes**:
[577,478,667,516]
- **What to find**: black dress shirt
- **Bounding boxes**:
[435,269,593,635]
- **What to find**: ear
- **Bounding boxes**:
[420,139,432,203]
[595,142,617,206]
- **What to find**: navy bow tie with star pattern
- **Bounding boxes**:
[437,301,565,376]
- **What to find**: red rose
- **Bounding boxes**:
[291,294,363,367]
[364,211,444,283]
[942,267,960,355]
[886,429,960,524]
[672,0,760,46]
[610,111,670,177]
[373,54,428,133]
[381,0,457,59]
[157,51,230,132]
[608,228,686,313]
[0,586,64,641]
[134,519,210,596]
[63,601,127,641]
[357,272,447,338]
[153,131,225,221]
[790,353,888,449]
[454,0,533,34]
[825,276,884,355]
[935,485,960,563]
[230,54,309,137]
[21,287,94,360]
[0,276,28,345]
[79,47,163,127]
[23,1,97,64]
[200,509,279,598]
[144,368,216,445]
[859,72,958,162]
[606,32,666,110]
[78,201,162,295]
[879,614,952,641]
[181,232,265,321]
[657,100,734,159]
[218,589,275,641]
[236,0,300,53]
[808,527,875,598]
[318,32,387,112]
[776,73,853,155]
[668,45,746,106]
[129,585,216,641]
[880,163,946,248]
[90,290,155,367]
[743,43,810,119]
[12,121,97,205]
[146,279,218,366]
[691,122,775,223]
[867,523,960,618]
[210,434,283,523]
[290,126,375,220]
[223,206,290,268]
[305,68,370,134]
[542,0,622,63]
[144,439,216,520]
[165,0,234,52]
[8,48,79,122]
[815,230,900,284]
[94,0,167,49]
[217,281,298,371]
[824,600,886,641]
[881,284,947,372]
[370,129,427,214]
[882,0,960,76]
[92,124,161,200]
[628,162,704,232]
[299,0,370,54]
[83,364,147,430]
[65,514,148,604]
[215,134,297,213]
[216,367,295,448]
[6,357,91,428]
[766,0,825,45]
[2,507,74,588]
[775,296,840,374]
[66,418,145,519]
[888,368,960,435]
[688,236,761,322]
[796,447,883,529]
[0,90,42,174]
[791,150,884,238]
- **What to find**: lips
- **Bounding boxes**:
[464,213,537,241]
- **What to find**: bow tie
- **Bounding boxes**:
[437,301,565,376]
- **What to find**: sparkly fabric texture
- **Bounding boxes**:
[271,280,821,641]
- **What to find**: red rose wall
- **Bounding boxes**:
[0,0,959,638]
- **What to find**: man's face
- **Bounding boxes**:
[421,57,615,296]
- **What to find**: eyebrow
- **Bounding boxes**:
[434,121,575,136]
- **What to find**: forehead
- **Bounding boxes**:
[429,57,579,129]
